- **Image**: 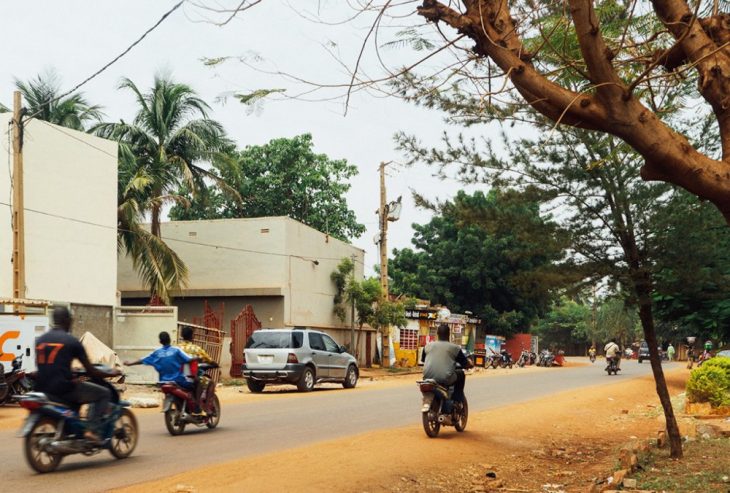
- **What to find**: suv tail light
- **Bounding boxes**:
[287,353,299,364]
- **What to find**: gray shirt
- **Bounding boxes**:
[422,341,464,385]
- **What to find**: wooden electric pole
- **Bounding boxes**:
[11,91,26,300]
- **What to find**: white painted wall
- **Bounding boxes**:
[0,114,118,306]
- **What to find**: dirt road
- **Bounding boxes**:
[0,361,687,492]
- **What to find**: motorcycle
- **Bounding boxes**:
[605,356,621,376]
[498,349,513,369]
[697,350,713,367]
[487,349,501,369]
[17,366,137,473]
[161,362,221,435]
[538,349,555,367]
[417,368,468,438]
[0,355,35,405]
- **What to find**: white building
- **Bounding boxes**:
[0,114,118,342]
[117,217,373,368]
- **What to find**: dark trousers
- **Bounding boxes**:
[452,371,466,403]
[66,381,111,431]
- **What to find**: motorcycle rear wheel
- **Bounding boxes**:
[422,408,440,438]
[110,409,138,459]
[206,395,221,429]
[454,397,469,432]
[164,401,187,436]
[25,417,63,473]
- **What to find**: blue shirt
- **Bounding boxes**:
[142,345,193,386]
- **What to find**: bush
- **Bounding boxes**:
[686,357,730,407]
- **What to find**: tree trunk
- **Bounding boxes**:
[627,250,683,458]
[151,202,161,238]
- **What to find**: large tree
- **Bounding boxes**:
[170,134,365,241]
[389,189,567,336]
[95,75,232,238]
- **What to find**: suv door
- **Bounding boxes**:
[322,333,348,379]
[308,332,330,378]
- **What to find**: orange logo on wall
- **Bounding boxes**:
[0,331,21,361]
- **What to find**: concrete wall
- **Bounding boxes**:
[70,304,114,347]
[113,306,179,384]
[0,114,118,307]
[284,219,365,328]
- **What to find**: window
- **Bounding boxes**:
[245,331,303,349]
[308,333,326,351]
[400,328,418,350]
[322,334,340,353]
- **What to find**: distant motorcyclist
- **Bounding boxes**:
[35,306,120,442]
[588,346,597,362]
[604,338,621,370]
[421,324,472,403]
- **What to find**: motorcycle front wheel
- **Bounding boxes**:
[205,395,221,429]
[164,400,187,436]
[454,397,469,432]
[110,408,138,459]
[25,417,63,473]
[422,406,440,438]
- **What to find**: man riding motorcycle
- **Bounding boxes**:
[421,324,472,404]
[177,326,215,416]
[124,331,194,391]
[604,338,621,370]
[588,346,597,362]
[35,306,121,443]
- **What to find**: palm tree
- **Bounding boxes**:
[14,70,103,130]
[117,144,188,304]
[96,75,234,237]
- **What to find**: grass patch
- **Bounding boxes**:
[633,439,730,492]
[221,378,245,386]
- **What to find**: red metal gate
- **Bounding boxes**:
[188,301,225,382]
[229,305,261,377]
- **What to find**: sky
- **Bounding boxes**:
[0,0,498,276]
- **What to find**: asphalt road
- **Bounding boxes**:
[0,360,674,491]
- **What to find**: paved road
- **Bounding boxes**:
[0,361,675,491]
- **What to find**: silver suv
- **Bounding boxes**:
[242,328,359,393]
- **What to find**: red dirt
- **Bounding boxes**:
[113,368,693,493]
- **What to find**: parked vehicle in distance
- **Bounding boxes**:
[716,349,730,359]
[242,328,358,393]
[0,354,34,405]
[638,341,650,363]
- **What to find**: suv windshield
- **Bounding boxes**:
[246,331,303,349]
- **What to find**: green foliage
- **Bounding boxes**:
[686,358,730,407]
[331,258,406,333]
[389,189,568,336]
[14,70,103,130]
[651,191,730,343]
[170,134,365,241]
[95,74,234,238]
[534,298,591,348]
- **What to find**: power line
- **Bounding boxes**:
[0,199,366,265]
[21,1,185,124]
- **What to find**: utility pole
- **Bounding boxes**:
[350,253,356,359]
[11,91,26,300]
[379,162,389,297]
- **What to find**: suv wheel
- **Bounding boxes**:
[297,367,315,392]
[247,379,266,393]
[343,365,358,389]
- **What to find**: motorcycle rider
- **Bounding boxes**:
[588,346,597,362]
[177,326,215,416]
[421,324,472,404]
[35,306,120,443]
[604,338,621,370]
[124,331,194,392]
